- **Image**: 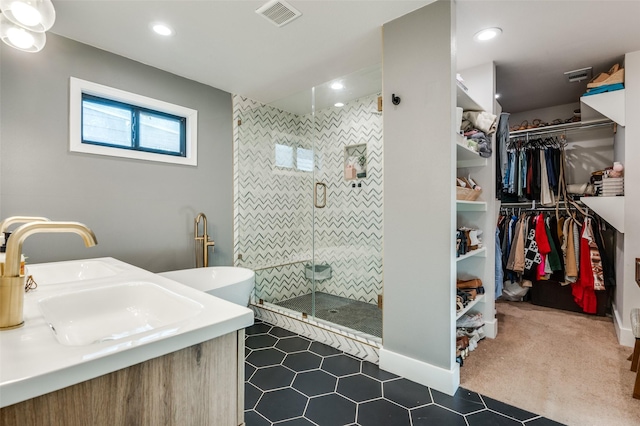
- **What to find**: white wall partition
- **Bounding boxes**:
[381,0,459,395]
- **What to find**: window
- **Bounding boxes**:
[274,143,314,172]
[296,148,314,172]
[70,77,197,166]
[275,144,294,169]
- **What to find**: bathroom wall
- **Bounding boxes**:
[233,93,383,305]
[0,34,233,271]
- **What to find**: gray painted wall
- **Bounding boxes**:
[383,0,456,369]
[0,34,233,272]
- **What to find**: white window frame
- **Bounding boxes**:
[69,77,198,166]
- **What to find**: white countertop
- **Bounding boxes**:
[0,257,253,408]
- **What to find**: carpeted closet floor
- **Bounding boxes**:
[460,301,640,426]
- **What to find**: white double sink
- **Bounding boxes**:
[1,257,253,407]
[32,260,203,346]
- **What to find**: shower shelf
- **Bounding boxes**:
[456,294,485,320]
[456,247,486,262]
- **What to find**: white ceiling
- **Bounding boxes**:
[49,0,640,114]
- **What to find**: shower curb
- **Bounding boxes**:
[251,303,381,364]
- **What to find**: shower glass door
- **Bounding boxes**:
[235,88,317,318]
[236,65,383,338]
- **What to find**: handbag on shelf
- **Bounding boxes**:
[457,278,483,289]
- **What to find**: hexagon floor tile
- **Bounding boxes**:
[244,320,563,426]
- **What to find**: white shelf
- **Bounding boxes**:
[456,140,487,168]
[456,200,487,212]
[580,90,625,126]
[581,196,625,233]
[456,82,484,111]
[456,294,485,320]
[456,247,486,262]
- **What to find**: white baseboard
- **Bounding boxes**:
[379,347,460,396]
[613,303,635,348]
[484,318,498,339]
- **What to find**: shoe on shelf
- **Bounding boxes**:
[587,63,624,89]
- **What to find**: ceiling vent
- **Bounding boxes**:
[256,0,302,27]
[564,67,593,83]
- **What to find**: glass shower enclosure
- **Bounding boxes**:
[235,65,383,338]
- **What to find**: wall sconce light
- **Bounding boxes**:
[0,0,55,53]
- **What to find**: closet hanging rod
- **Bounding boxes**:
[500,200,586,209]
[500,206,584,212]
[509,118,614,139]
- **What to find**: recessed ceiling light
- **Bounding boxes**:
[151,23,173,36]
[334,102,344,107]
[473,27,502,42]
[331,82,344,90]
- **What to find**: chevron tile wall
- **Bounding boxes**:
[312,95,383,304]
[232,93,383,306]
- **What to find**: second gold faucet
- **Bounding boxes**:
[0,220,98,330]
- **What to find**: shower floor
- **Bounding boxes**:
[275,292,382,338]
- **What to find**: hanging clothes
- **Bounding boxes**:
[497,209,614,314]
[496,113,510,196]
[495,228,504,300]
[572,218,598,314]
[500,137,563,204]
[583,218,605,291]
[534,214,551,280]
[539,150,555,206]
[563,217,579,283]
[545,216,562,272]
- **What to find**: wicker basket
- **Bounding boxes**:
[456,186,482,201]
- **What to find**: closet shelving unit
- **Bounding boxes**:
[456,201,487,212]
[455,79,497,343]
[579,90,626,233]
[509,118,614,138]
[456,247,487,262]
[456,295,486,320]
[509,113,624,234]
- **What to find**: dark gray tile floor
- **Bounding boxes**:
[245,320,565,426]
[275,292,382,338]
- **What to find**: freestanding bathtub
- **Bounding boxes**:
[159,266,254,307]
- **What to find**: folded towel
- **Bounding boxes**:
[462,111,498,135]
[583,83,624,96]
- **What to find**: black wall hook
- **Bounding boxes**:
[391,93,401,105]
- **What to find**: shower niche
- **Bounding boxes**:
[344,143,367,180]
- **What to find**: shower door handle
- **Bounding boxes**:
[314,182,327,208]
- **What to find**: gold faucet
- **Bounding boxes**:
[0,221,98,330]
[0,216,51,235]
[0,216,51,275]
[194,213,214,268]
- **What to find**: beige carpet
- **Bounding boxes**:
[460,301,640,426]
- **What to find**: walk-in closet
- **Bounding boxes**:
[455,51,639,425]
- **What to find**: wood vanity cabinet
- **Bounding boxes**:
[0,331,245,426]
